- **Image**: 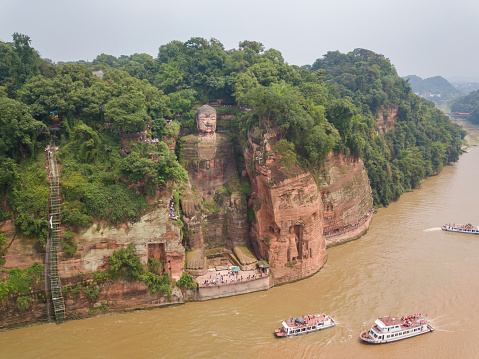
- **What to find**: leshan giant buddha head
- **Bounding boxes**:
[196,105,217,138]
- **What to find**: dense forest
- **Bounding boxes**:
[451,89,479,124]
[0,33,466,253]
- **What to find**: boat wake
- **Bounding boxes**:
[424,227,442,232]
[432,328,455,333]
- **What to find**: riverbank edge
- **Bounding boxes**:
[0,220,375,331]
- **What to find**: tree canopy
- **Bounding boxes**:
[0,32,466,245]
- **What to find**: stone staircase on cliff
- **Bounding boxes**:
[46,143,65,323]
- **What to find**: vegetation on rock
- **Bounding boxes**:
[0,34,466,314]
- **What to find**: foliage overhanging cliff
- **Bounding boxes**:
[0,34,465,250]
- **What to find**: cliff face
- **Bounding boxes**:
[376,107,398,132]
[0,115,375,328]
[245,128,373,284]
[244,129,326,284]
[179,132,249,271]
[60,197,184,278]
[0,189,186,329]
[320,153,374,247]
[0,278,185,329]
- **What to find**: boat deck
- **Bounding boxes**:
[283,314,329,329]
[379,315,428,330]
[275,314,335,337]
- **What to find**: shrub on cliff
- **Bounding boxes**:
[139,272,172,299]
[85,286,100,300]
[0,262,44,303]
[8,159,50,244]
[176,272,197,290]
[108,244,143,281]
[274,139,298,169]
[62,229,78,256]
[0,231,7,265]
[16,295,34,310]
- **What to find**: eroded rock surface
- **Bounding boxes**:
[245,128,373,284]
[60,201,184,279]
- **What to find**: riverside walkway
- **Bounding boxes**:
[323,207,374,238]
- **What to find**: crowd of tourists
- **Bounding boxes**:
[169,197,178,221]
[200,268,267,287]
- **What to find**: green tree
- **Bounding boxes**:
[0,96,46,158]
[108,244,143,281]
[10,33,41,93]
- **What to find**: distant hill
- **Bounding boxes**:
[402,75,459,99]
[451,81,479,94]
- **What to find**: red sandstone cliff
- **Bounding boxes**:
[0,188,186,328]
[320,153,374,247]
[0,114,375,329]
[376,107,398,133]
[245,127,373,284]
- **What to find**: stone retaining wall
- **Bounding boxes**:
[197,276,271,300]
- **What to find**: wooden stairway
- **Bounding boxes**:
[46,143,65,323]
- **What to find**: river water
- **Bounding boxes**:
[2,148,479,359]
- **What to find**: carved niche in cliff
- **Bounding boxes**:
[244,129,328,284]
[179,105,250,272]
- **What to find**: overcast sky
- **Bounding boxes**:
[1,0,479,82]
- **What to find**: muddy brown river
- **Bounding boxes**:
[2,148,479,359]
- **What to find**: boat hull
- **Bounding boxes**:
[275,323,335,338]
[442,225,479,235]
[360,324,434,344]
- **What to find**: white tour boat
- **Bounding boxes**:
[360,314,433,344]
[442,223,479,235]
[274,314,335,338]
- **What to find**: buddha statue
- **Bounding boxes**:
[196,105,217,139]
[179,105,250,273]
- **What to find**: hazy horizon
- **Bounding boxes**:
[2,0,479,82]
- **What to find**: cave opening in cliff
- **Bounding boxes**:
[294,225,303,258]
[148,243,165,273]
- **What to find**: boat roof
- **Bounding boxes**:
[376,316,404,328]
[282,314,328,328]
[376,315,426,328]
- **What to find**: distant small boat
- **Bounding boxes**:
[360,314,433,344]
[274,314,335,338]
[442,223,479,235]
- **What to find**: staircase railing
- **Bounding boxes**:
[46,142,65,323]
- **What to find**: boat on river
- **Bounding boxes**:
[360,314,433,344]
[442,223,479,235]
[274,314,335,337]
